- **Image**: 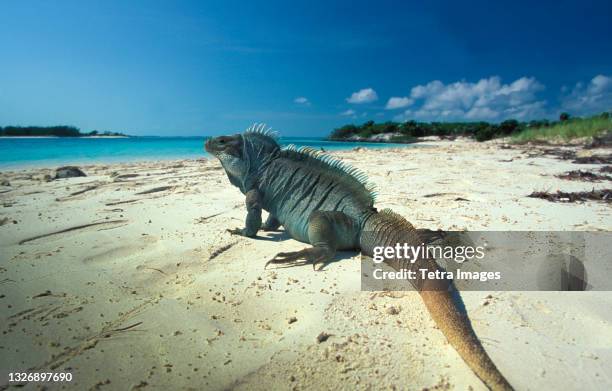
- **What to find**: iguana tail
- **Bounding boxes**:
[360,209,513,391]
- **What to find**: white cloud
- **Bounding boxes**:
[294,96,310,105]
[465,107,499,120]
[561,74,612,115]
[591,74,612,94]
[340,109,356,116]
[502,101,548,120]
[392,76,546,121]
[385,96,413,110]
[346,88,378,104]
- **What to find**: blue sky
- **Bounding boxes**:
[1,0,611,136]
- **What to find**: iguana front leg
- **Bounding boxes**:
[227,189,262,237]
[265,211,356,271]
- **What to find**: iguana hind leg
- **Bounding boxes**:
[265,211,357,271]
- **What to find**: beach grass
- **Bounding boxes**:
[511,116,611,143]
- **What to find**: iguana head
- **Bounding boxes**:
[205,124,280,191]
[205,133,245,176]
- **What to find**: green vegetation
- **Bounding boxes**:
[0,126,128,137]
[329,112,611,143]
[330,119,526,142]
[511,114,611,143]
[85,130,128,137]
[0,125,81,137]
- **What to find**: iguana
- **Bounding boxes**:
[205,124,513,391]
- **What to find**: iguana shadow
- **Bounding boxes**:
[255,231,291,242]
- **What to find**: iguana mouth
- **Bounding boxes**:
[205,135,242,157]
[204,136,227,155]
[204,138,215,154]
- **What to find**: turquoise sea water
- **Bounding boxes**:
[0,137,410,169]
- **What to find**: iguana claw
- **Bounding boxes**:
[264,248,329,271]
[226,228,243,235]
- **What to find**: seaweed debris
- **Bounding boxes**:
[556,170,612,182]
[528,189,611,203]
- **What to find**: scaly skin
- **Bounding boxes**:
[205,124,514,390]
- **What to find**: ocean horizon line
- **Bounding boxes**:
[0,136,413,170]
[0,135,331,139]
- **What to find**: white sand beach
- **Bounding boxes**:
[1,139,611,390]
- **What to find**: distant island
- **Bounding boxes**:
[329,112,611,144]
[0,125,129,138]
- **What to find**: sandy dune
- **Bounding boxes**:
[1,140,611,390]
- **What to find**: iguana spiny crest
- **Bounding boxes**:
[205,123,377,204]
